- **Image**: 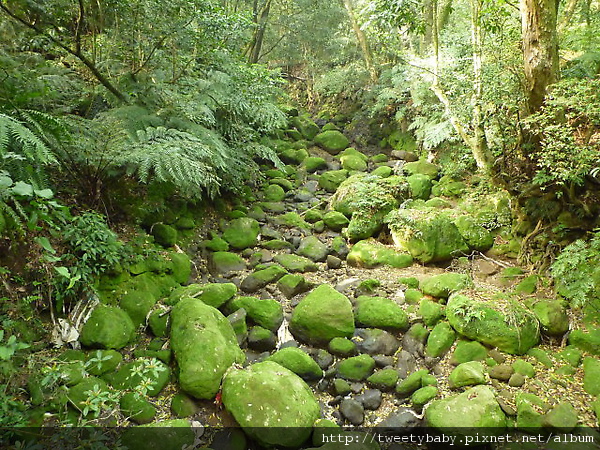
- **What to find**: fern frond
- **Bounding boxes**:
[0,113,57,166]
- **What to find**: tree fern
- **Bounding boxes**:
[0,113,57,166]
[118,126,226,199]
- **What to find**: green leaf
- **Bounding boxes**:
[10,181,34,197]
[0,175,12,189]
[54,266,70,278]
[0,347,13,361]
[34,188,54,199]
[35,237,56,254]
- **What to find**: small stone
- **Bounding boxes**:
[333,378,352,396]
[336,354,376,381]
[314,349,334,370]
[339,398,364,425]
[356,389,382,410]
[376,408,422,430]
[367,369,399,390]
[508,373,526,387]
[411,386,438,408]
[327,255,343,269]
[448,361,486,389]
[328,337,357,356]
[489,364,515,381]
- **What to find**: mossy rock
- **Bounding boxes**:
[386,208,469,263]
[450,341,487,365]
[425,386,507,432]
[354,296,408,330]
[411,386,438,408]
[222,217,260,250]
[347,239,413,269]
[302,156,328,173]
[152,224,178,247]
[120,392,156,424]
[297,236,329,262]
[336,354,376,381]
[453,215,493,252]
[419,299,445,327]
[169,252,192,284]
[314,130,350,155]
[280,147,309,165]
[240,265,287,293]
[273,254,318,273]
[277,274,310,299]
[446,294,540,355]
[583,357,600,396]
[167,282,237,308]
[367,369,399,390]
[322,211,348,232]
[267,347,323,380]
[204,236,229,252]
[80,305,135,350]
[67,377,111,414]
[319,170,349,193]
[402,160,439,180]
[120,419,195,450]
[289,284,355,344]
[105,358,170,396]
[328,337,357,356]
[425,322,456,358]
[341,154,367,171]
[407,173,432,200]
[274,212,312,230]
[396,369,429,396]
[222,361,320,448]
[371,166,393,177]
[304,209,323,223]
[291,115,320,140]
[85,350,123,376]
[431,177,467,197]
[532,299,569,336]
[568,329,600,355]
[448,361,486,388]
[542,402,579,432]
[421,273,472,299]
[120,290,158,327]
[227,296,283,331]
[171,392,198,418]
[515,392,546,430]
[263,184,286,202]
[170,298,244,399]
[210,252,246,275]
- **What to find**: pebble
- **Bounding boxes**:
[355,329,400,356]
[326,255,342,269]
[508,373,526,387]
[489,364,514,381]
[340,398,364,425]
[373,355,395,368]
[376,407,422,430]
[356,389,382,410]
[396,351,417,379]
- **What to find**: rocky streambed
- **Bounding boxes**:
[19,117,600,449]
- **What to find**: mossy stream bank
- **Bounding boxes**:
[8,115,600,450]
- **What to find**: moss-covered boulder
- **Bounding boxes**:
[210,252,246,275]
[105,358,170,396]
[168,282,237,308]
[402,160,439,180]
[341,154,367,171]
[170,392,198,418]
[291,115,320,140]
[152,223,178,247]
[290,284,355,344]
[222,361,320,448]
[273,254,319,273]
[425,386,506,432]
[263,184,286,202]
[170,298,244,399]
[280,148,309,165]
[227,296,283,331]
[297,236,329,262]
[240,265,287,293]
[419,299,445,327]
[120,392,157,424]
[347,239,413,269]
[319,170,349,193]
[407,173,432,200]
[302,156,328,173]
[453,216,493,252]
[432,176,467,197]
[421,273,472,299]
[323,211,349,231]
[385,208,469,263]
[448,361,486,388]
[532,299,569,336]
[583,357,600,396]
[277,273,311,299]
[222,217,260,250]
[450,341,488,365]
[267,347,323,380]
[80,305,135,350]
[85,349,123,376]
[446,294,540,355]
[120,419,195,450]
[425,322,456,358]
[120,290,158,327]
[314,130,350,154]
[354,296,408,330]
[336,354,376,381]
[67,377,112,413]
[367,369,399,390]
[169,252,192,284]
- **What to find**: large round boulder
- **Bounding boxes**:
[170,298,244,399]
[222,361,321,448]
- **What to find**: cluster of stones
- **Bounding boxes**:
[42,111,600,449]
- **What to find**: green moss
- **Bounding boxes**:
[355,296,408,330]
[80,305,135,350]
[328,337,357,356]
[336,354,376,381]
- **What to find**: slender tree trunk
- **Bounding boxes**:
[247,0,272,64]
[558,0,579,32]
[519,0,560,115]
[343,0,377,81]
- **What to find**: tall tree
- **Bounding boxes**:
[519,0,560,114]
[342,0,378,80]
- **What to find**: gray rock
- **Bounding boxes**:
[377,407,423,431]
[355,329,400,356]
[327,255,343,269]
[356,389,382,410]
[296,236,329,262]
[489,364,514,381]
[396,351,418,379]
[314,349,334,370]
[373,355,395,368]
[340,399,365,425]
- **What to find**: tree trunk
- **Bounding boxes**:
[247,0,272,64]
[343,0,377,81]
[519,0,559,115]
[558,0,579,32]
